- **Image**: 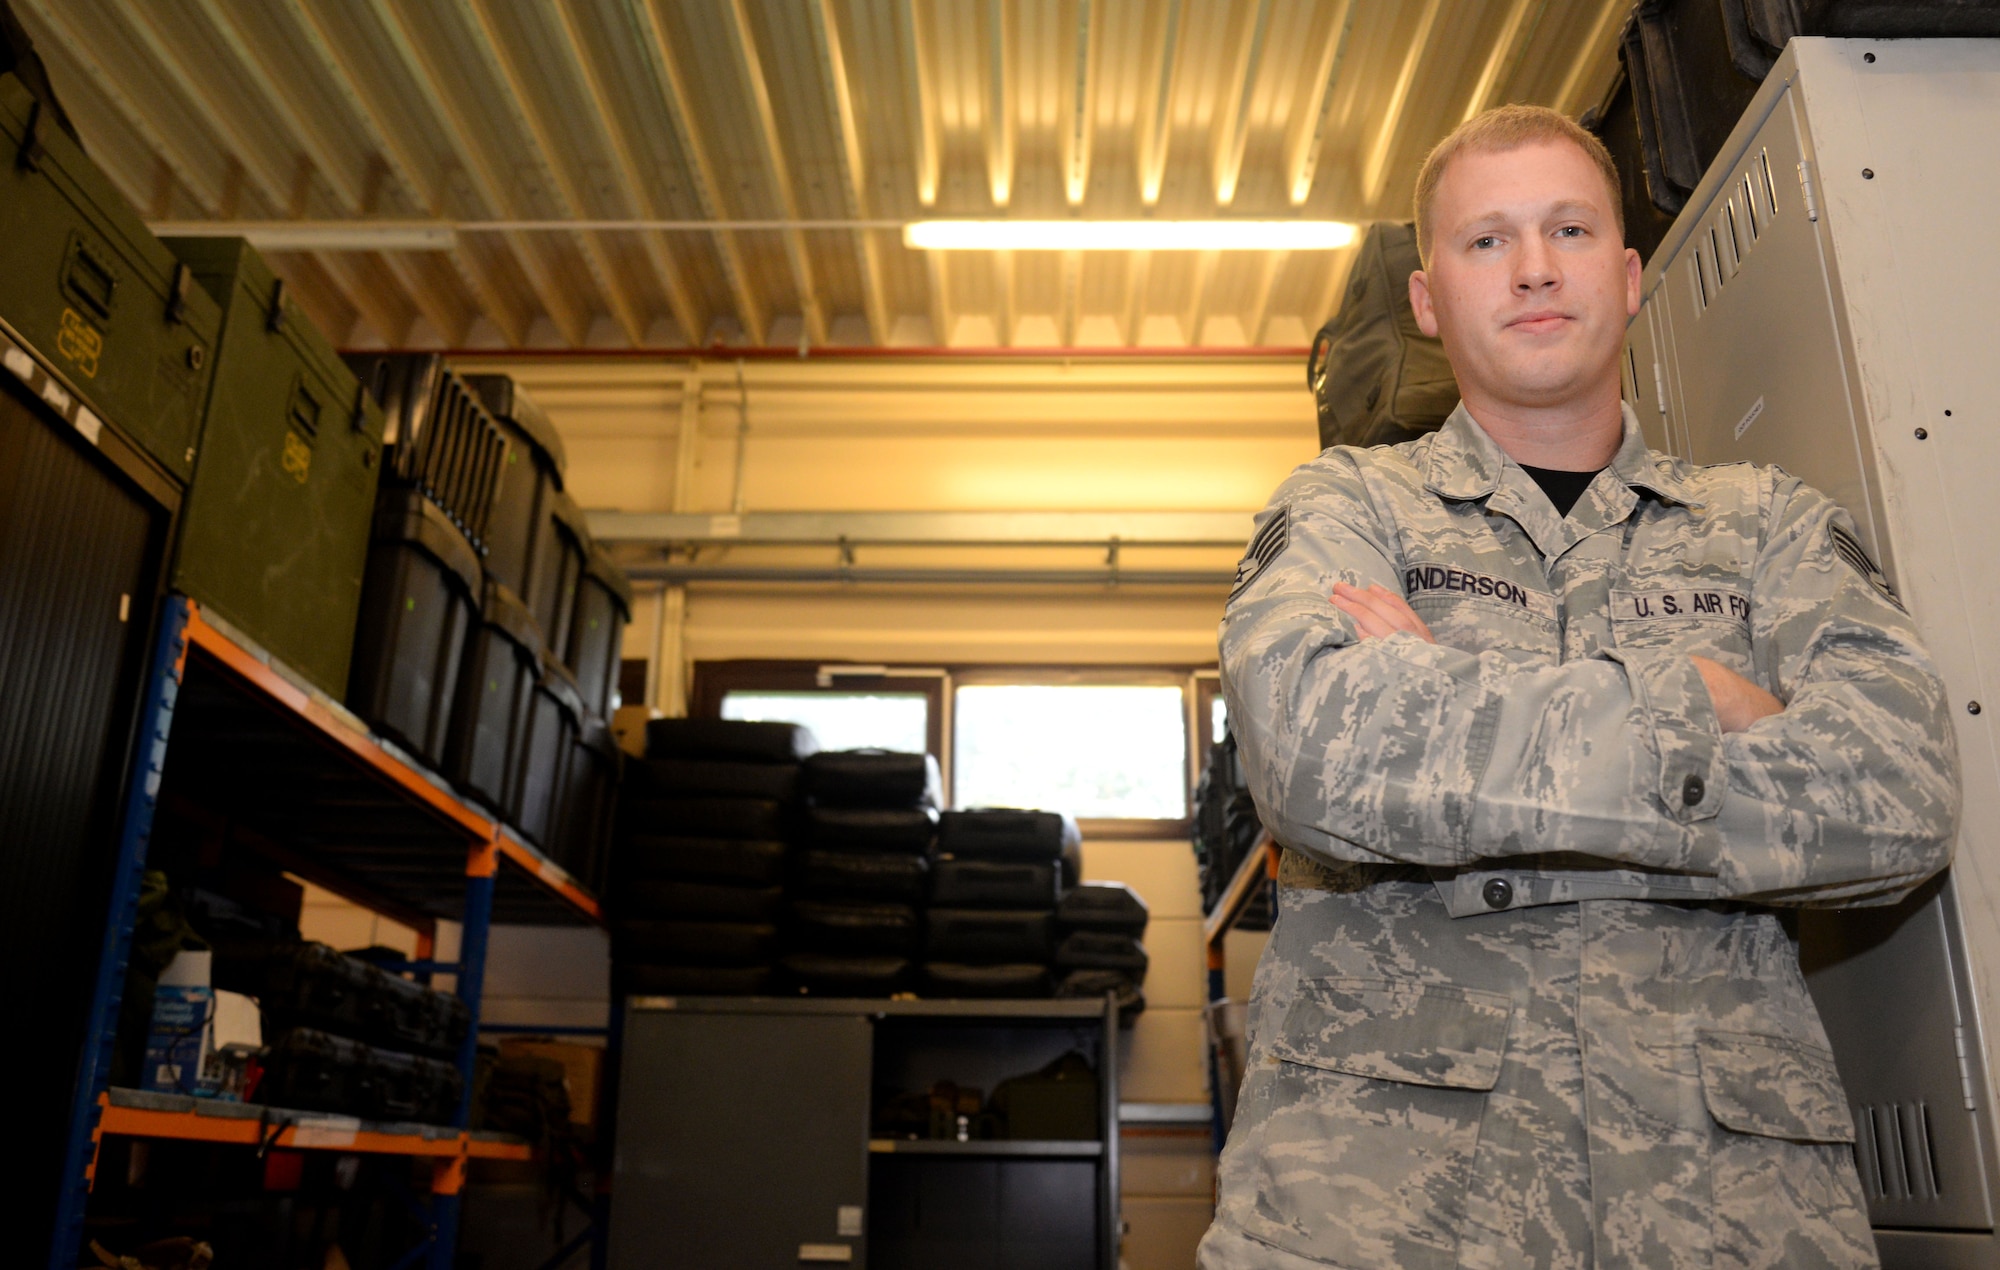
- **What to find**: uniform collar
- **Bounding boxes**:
[1423,400,1702,560]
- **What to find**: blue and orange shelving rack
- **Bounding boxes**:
[49,595,606,1270]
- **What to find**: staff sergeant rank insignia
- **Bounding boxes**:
[1230,509,1288,599]
[1830,521,1903,610]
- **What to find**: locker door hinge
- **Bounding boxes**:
[1652,361,1670,417]
[1797,159,1821,223]
[1955,1025,1979,1111]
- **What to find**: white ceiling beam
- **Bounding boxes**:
[1137,0,1183,206]
[187,0,468,344]
[1284,0,1354,206]
[34,0,413,345]
[622,0,766,345]
[1211,0,1272,206]
[925,250,953,347]
[806,0,893,347]
[362,0,586,345]
[545,0,704,348]
[721,0,827,349]
[1554,0,1630,117]
[278,0,525,344]
[997,250,1017,348]
[1360,0,1448,208]
[1122,249,1152,346]
[1245,249,1287,345]
[895,0,941,207]
[450,0,645,348]
[1063,0,1098,206]
[1060,249,1082,347]
[983,0,1015,206]
[1182,249,1217,346]
[1462,0,1546,123]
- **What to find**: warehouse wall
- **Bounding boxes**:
[429,353,1314,1266]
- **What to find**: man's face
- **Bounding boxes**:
[1410,139,1641,413]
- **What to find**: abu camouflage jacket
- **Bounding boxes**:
[1200,403,1959,1270]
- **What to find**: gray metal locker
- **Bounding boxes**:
[1625,38,2000,1268]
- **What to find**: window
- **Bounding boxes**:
[722,691,929,754]
[953,683,1188,821]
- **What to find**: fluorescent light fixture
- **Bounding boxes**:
[902,219,1358,251]
[146,220,457,251]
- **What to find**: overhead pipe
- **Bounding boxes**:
[623,565,1234,587]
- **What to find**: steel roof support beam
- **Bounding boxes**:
[625,0,767,345]
[722,0,828,349]
[1064,0,1097,206]
[1361,0,1448,209]
[896,0,941,207]
[1137,0,1183,207]
[1461,0,1546,123]
[984,0,1015,207]
[807,0,893,348]
[1286,0,1354,206]
[1212,0,1272,207]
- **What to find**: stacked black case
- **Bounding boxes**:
[920,809,1081,999]
[783,750,941,997]
[612,719,819,996]
[1052,882,1150,1025]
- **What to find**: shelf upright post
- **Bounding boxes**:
[48,596,193,1270]
[430,827,499,1270]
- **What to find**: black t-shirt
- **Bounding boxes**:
[1520,464,1604,519]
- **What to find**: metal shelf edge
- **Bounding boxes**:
[96,1094,530,1161]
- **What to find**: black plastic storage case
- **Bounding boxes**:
[527,488,590,665]
[801,750,942,808]
[345,354,507,553]
[346,489,482,770]
[462,373,566,600]
[509,657,584,848]
[161,237,387,698]
[259,1027,462,1124]
[443,578,539,814]
[568,543,632,720]
[558,715,622,890]
[0,76,220,486]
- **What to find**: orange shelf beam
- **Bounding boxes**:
[95,1099,530,1163]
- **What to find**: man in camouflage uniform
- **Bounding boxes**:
[1199,106,1959,1270]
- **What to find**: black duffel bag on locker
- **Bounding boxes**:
[1056,882,1149,935]
[789,900,920,956]
[806,806,939,853]
[802,750,941,808]
[781,953,913,997]
[1054,930,1149,976]
[613,919,779,966]
[925,908,1054,963]
[936,810,1079,862]
[1308,220,1458,455]
[794,849,930,903]
[626,758,801,802]
[614,836,789,888]
[921,963,1051,999]
[645,718,818,765]
[931,858,1060,909]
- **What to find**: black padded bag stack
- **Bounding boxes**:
[1053,882,1150,1026]
[611,719,818,996]
[923,809,1082,999]
[781,750,940,997]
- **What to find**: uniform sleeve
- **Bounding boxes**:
[1221,453,1715,873]
[1686,476,1958,906]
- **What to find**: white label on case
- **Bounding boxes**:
[74,406,101,445]
[3,346,32,380]
[836,1206,863,1237]
[798,1244,852,1263]
[292,1116,362,1148]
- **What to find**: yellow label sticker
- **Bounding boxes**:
[57,307,102,378]
[281,430,312,484]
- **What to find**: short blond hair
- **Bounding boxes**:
[1412,104,1623,265]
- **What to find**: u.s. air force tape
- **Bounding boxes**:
[1830,522,1902,609]
[1229,509,1289,599]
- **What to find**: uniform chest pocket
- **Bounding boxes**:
[1235,978,1513,1270]
[1404,563,1560,663]
[1609,585,1754,674]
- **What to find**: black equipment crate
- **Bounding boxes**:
[806,805,939,853]
[509,657,584,848]
[1054,931,1149,975]
[160,237,386,699]
[794,848,929,902]
[527,488,590,665]
[462,373,565,600]
[259,1027,462,1124]
[931,858,1060,909]
[781,953,912,997]
[1056,882,1149,934]
[788,900,920,956]
[0,75,220,484]
[919,962,1051,998]
[614,835,790,887]
[443,579,539,814]
[568,543,632,720]
[621,879,786,923]
[644,717,819,764]
[227,941,469,1059]
[936,809,1079,861]
[925,909,1055,963]
[558,714,622,890]
[614,918,779,966]
[802,749,942,809]
[346,489,481,770]
[345,354,506,553]
[627,758,800,802]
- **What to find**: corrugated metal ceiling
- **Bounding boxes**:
[17,0,1627,351]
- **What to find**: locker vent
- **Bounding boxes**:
[1759,149,1779,219]
[1855,1101,1944,1202]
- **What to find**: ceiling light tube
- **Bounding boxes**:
[903,219,1357,251]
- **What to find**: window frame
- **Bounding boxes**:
[690,659,1217,841]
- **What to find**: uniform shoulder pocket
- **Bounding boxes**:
[1270,976,1513,1091]
[1697,1030,1855,1142]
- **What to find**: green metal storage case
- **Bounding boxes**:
[0,76,219,485]
[162,237,386,697]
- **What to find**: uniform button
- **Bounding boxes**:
[1682,773,1706,806]
[1482,878,1513,910]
